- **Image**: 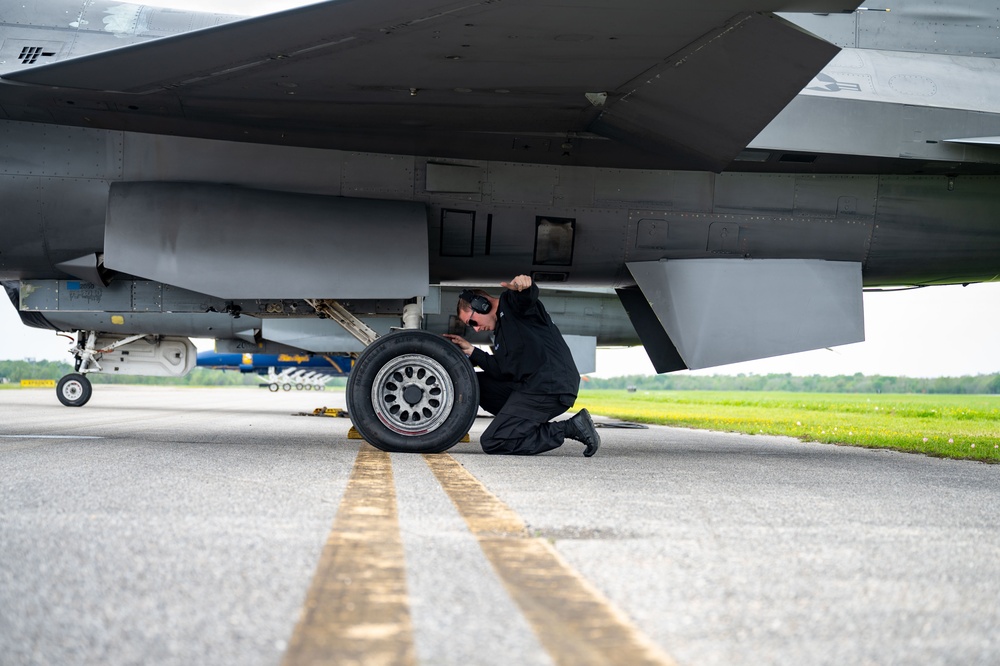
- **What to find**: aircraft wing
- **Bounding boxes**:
[1,0,861,171]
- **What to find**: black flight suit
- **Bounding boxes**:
[468,283,580,455]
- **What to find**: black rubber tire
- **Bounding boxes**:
[346,330,479,453]
[56,373,92,407]
[268,383,279,392]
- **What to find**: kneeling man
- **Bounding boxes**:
[443,274,600,456]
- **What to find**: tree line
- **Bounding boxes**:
[0,359,258,386]
[3,359,999,394]
[583,372,1000,394]
[0,359,348,388]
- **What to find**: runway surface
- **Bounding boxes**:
[1,386,998,665]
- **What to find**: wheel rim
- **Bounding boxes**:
[61,379,83,402]
[371,353,454,436]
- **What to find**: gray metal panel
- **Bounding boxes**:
[39,177,112,262]
[751,49,1000,166]
[20,280,131,312]
[0,175,44,278]
[1,175,108,280]
[342,153,414,197]
[594,169,713,209]
[627,258,864,369]
[425,163,483,194]
[131,281,163,313]
[422,287,442,316]
[753,95,904,160]
[0,121,122,179]
[104,182,429,300]
[715,173,796,214]
[635,219,671,251]
[488,163,559,205]
[122,133,345,196]
[36,312,263,340]
[0,1,238,36]
[0,37,67,70]
[214,339,308,355]
[799,49,1000,115]
[793,175,878,218]
[865,175,1000,285]
[261,317,398,353]
[625,210,872,263]
[563,335,596,375]
[787,8,1000,58]
[856,4,1000,57]
[440,210,475,258]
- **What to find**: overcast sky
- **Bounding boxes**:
[2,0,998,379]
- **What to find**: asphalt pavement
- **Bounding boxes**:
[1,386,997,665]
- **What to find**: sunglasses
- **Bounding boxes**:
[467,315,480,328]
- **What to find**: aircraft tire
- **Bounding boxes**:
[56,373,92,407]
[268,383,279,392]
[347,330,479,454]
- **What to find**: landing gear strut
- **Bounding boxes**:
[55,330,142,407]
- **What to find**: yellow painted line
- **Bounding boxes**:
[424,454,676,666]
[283,444,415,666]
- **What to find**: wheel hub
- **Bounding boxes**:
[371,354,455,435]
[62,381,83,400]
[402,384,424,405]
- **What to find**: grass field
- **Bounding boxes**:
[574,390,1000,463]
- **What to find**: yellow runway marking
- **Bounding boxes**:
[425,454,676,666]
[283,444,415,666]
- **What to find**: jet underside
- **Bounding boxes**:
[3,0,1000,385]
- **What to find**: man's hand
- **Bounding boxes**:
[501,274,532,292]
[443,334,474,356]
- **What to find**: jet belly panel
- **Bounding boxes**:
[864,175,1000,285]
[104,182,429,300]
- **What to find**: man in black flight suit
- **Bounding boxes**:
[443,274,601,456]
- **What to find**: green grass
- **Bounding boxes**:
[574,390,1000,463]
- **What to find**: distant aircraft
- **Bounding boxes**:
[196,350,351,391]
[2,0,1000,452]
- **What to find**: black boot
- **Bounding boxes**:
[564,409,600,457]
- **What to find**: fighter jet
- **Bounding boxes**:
[2,0,999,452]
